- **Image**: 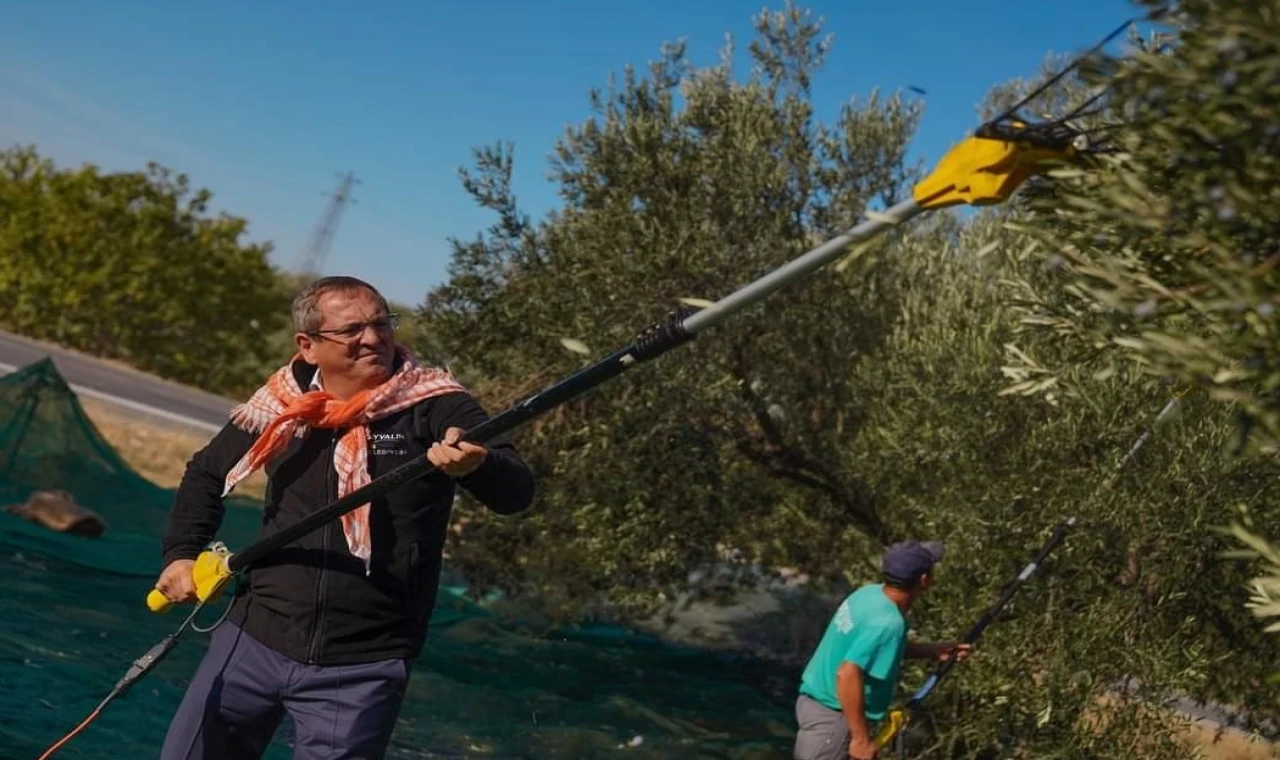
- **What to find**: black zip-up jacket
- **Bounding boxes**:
[161,359,535,666]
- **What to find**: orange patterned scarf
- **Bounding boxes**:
[221,345,465,570]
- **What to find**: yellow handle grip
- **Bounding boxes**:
[874,709,906,749]
[147,588,174,613]
[146,544,234,614]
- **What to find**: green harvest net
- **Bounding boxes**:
[0,359,797,759]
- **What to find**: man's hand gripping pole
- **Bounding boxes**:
[146,541,234,613]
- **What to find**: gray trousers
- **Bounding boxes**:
[793,693,853,760]
[159,622,410,760]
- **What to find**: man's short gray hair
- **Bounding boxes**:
[292,276,389,334]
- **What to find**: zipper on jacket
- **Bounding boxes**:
[306,430,338,663]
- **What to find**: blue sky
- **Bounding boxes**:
[1,0,1142,307]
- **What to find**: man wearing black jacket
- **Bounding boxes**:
[154,276,535,760]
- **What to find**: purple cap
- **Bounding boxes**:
[882,540,945,583]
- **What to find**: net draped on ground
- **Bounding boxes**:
[0,358,796,759]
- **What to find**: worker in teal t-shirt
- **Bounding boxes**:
[793,540,973,760]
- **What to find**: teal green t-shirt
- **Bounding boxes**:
[798,584,907,721]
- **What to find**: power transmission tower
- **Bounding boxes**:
[296,171,359,276]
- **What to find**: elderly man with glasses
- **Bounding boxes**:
[153,275,536,760]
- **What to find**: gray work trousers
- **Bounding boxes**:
[794,693,854,760]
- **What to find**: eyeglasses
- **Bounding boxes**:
[310,313,400,342]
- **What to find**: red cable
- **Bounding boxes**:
[35,700,108,760]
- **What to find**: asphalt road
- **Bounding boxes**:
[0,329,233,433]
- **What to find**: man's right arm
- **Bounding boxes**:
[161,422,256,566]
[836,661,873,742]
[838,621,898,758]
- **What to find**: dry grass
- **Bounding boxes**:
[78,396,268,501]
[1188,722,1279,760]
[1080,692,1277,760]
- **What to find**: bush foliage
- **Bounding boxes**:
[0,147,293,396]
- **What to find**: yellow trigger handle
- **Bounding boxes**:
[874,709,906,749]
[147,542,235,613]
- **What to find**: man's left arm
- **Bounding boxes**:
[906,640,973,662]
[419,391,536,515]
